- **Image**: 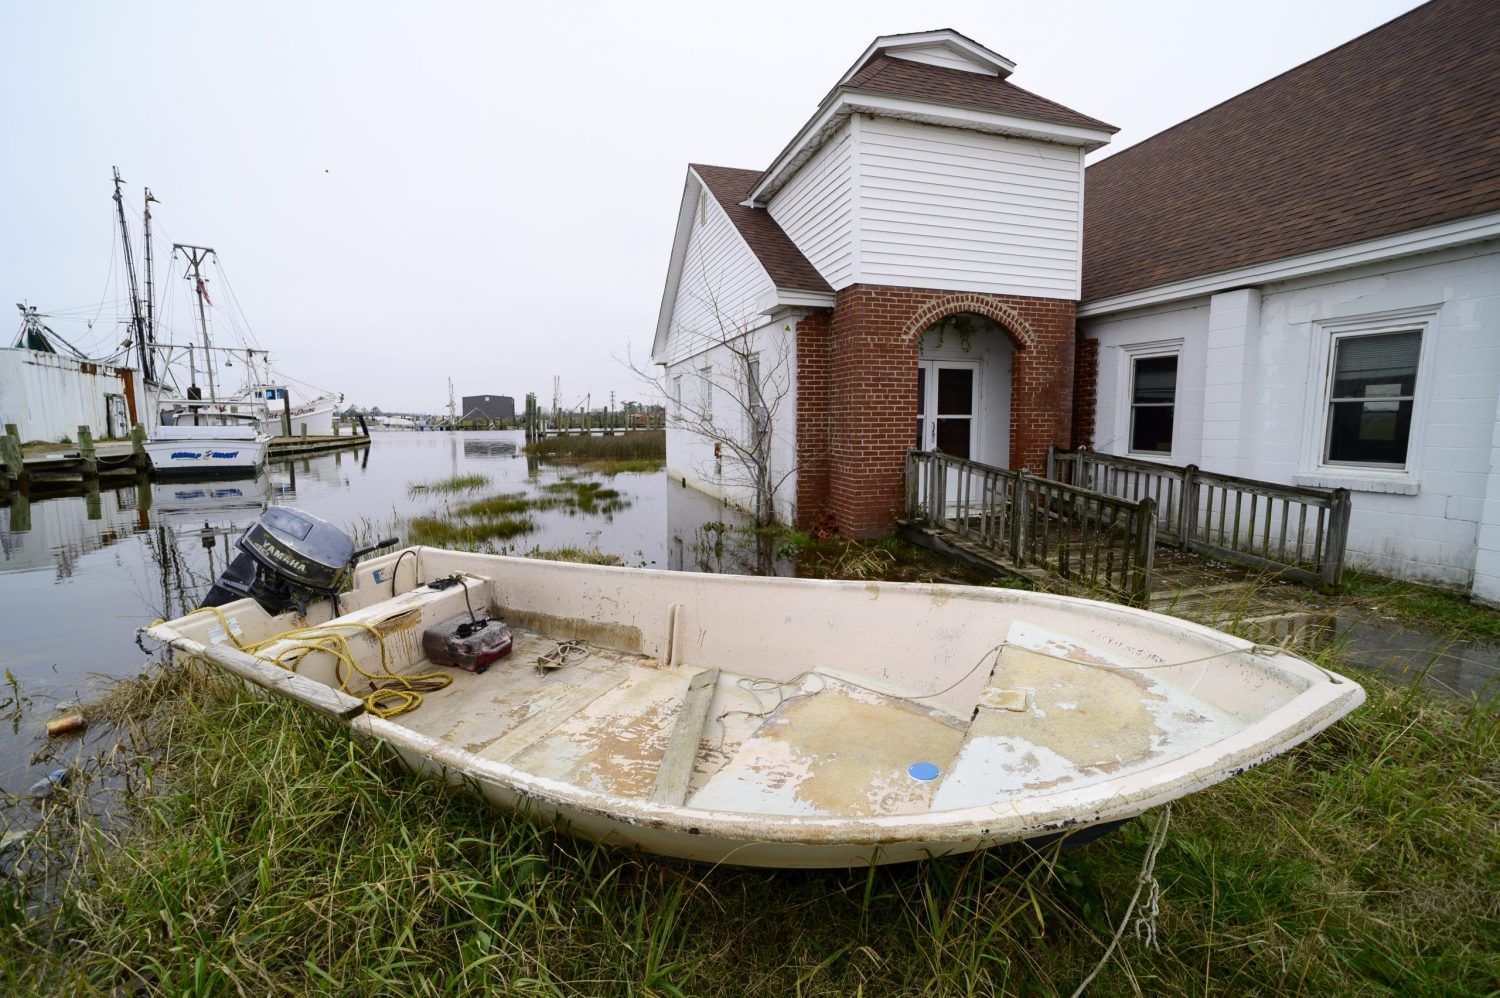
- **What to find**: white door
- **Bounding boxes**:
[916,362,978,457]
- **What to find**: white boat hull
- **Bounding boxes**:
[146,550,1366,868]
[145,425,270,478]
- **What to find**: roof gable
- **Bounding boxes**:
[836,29,1016,84]
[1083,0,1500,305]
[651,166,830,363]
[693,165,831,293]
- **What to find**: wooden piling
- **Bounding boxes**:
[1,432,23,481]
[77,426,98,478]
[130,423,148,471]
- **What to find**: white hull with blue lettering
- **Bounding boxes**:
[144,424,270,478]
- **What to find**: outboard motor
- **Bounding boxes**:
[202,506,396,616]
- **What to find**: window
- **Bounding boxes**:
[1325,329,1420,467]
[746,354,768,444]
[672,375,682,416]
[699,366,713,421]
[1129,354,1178,454]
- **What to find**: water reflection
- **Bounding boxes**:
[665,478,795,577]
[0,431,682,793]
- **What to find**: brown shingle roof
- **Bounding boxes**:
[1083,0,1500,303]
[691,164,832,293]
[844,55,1114,132]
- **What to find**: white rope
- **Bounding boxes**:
[1070,802,1172,998]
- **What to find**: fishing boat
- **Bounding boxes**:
[143,511,1365,868]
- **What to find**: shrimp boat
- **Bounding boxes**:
[143,510,1365,868]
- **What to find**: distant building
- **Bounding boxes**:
[460,394,515,422]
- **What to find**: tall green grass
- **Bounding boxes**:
[407,473,492,497]
[525,430,664,468]
[3,650,1494,996]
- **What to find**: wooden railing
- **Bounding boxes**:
[906,450,1156,604]
[1048,447,1352,592]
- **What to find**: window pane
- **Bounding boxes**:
[1131,405,1174,453]
[1328,399,1414,464]
[936,368,974,416]
[935,418,971,458]
[1132,356,1177,404]
[1332,330,1419,399]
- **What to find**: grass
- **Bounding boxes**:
[524,430,665,470]
[407,473,492,497]
[1341,571,1500,642]
[406,514,535,547]
[2,646,1494,996]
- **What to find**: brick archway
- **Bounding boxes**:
[901,293,1037,352]
[797,284,1077,539]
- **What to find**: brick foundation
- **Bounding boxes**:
[799,284,1076,538]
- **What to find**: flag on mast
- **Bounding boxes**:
[197,277,213,307]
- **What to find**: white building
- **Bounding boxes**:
[0,345,154,442]
[1077,0,1500,599]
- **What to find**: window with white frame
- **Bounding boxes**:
[672,375,682,416]
[1129,353,1178,455]
[1324,328,1421,467]
[746,354,768,440]
[699,366,713,421]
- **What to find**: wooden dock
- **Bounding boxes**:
[2,422,369,500]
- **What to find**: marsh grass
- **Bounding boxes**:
[406,473,492,497]
[525,430,665,469]
[406,514,535,547]
[3,651,1494,996]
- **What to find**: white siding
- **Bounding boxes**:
[1083,242,1500,590]
[856,116,1083,298]
[664,316,799,525]
[663,186,775,367]
[0,349,153,442]
[768,123,855,289]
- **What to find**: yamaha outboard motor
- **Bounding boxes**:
[202,506,396,616]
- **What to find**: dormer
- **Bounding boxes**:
[750,29,1117,301]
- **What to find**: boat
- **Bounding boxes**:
[103,170,339,471]
[143,511,1365,868]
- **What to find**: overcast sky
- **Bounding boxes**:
[1,0,1424,413]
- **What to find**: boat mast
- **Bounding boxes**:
[174,244,218,401]
[111,167,154,382]
[143,187,159,377]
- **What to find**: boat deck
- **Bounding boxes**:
[371,626,1243,819]
[382,627,975,814]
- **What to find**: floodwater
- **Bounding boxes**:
[2,430,1495,797]
[0,430,763,795]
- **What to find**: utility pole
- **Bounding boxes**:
[552,376,562,426]
[609,390,615,433]
[174,244,218,401]
[112,167,153,382]
[448,378,456,426]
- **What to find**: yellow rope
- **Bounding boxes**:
[179,605,452,718]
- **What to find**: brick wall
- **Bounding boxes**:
[1071,336,1099,448]
[819,284,1077,538]
[794,310,832,525]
